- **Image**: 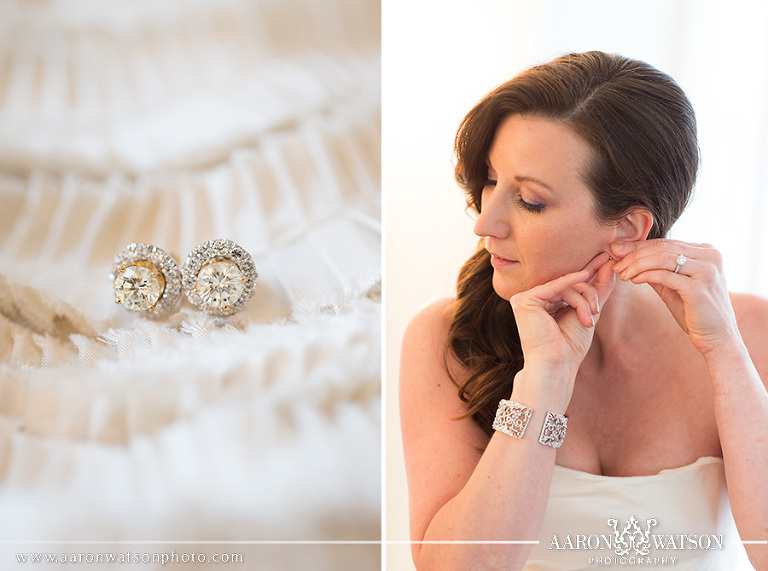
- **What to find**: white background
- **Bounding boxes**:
[384,1,768,569]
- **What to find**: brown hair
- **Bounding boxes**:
[449,51,699,435]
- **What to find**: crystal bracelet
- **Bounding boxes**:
[492,399,533,439]
[492,399,568,448]
[538,411,568,448]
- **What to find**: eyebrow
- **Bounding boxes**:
[486,159,556,194]
[515,175,555,194]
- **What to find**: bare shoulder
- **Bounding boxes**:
[400,297,488,544]
[730,292,768,338]
[399,295,485,447]
[400,296,463,404]
[730,292,768,373]
[402,297,456,358]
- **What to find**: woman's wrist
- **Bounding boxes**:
[699,333,749,371]
[510,365,576,415]
[700,336,756,396]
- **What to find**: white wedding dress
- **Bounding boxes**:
[525,457,753,570]
[0,0,380,569]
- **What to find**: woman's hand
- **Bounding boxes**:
[610,239,742,358]
[510,252,617,375]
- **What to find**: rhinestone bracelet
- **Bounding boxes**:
[492,399,568,448]
[492,399,533,439]
[538,411,568,448]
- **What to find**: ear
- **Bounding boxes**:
[613,207,654,242]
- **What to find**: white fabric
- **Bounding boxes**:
[0,0,380,568]
[525,457,751,570]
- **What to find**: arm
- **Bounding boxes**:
[401,305,566,570]
[401,255,615,570]
[707,296,768,569]
[612,241,768,569]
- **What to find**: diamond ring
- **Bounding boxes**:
[673,254,687,274]
[112,243,182,316]
[182,239,258,316]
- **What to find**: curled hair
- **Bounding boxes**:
[448,51,699,435]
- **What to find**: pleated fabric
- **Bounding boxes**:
[0,0,380,568]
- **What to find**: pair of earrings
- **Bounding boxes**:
[111,239,258,317]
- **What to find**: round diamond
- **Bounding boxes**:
[111,243,182,317]
[114,261,165,311]
[192,258,246,312]
[182,240,257,316]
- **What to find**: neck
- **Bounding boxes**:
[587,279,659,368]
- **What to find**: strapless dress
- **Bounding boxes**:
[524,457,753,570]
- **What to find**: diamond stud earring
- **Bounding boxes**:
[182,239,258,316]
[112,243,183,316]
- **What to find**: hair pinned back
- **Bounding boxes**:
[449,51,699,435]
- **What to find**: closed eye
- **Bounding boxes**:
[517,196,544,213]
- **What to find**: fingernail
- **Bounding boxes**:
[611,242,629,255]
[596,300,600,313]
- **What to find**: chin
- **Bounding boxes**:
[491,274,522,302]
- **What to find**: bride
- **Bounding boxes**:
[400,51,768,570]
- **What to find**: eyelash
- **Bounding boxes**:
[483,179,545,214]
[517,197,544,214]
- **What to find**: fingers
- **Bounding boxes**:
[594,256,617,308]
[614,249,697,281]
[523,269,590,302]
[611,240,711,265]
[510,252,618,330]
[541,281,598,328]
[566,282,599,327]
[624,269,685,291]
[610,240,720,284]
[581,251,612,277]
[511,269,600,329]
[572,282,600,314]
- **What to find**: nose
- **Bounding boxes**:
[473,189,509,239]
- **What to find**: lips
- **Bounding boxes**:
[489,252,517,267]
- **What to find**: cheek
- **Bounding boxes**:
[527,224,610,282]
[489,215,613,299]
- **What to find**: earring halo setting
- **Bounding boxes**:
[182,239,257,316]
[112,243,183,316]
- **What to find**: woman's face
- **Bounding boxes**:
[474,114,616,300]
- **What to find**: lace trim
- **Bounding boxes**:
[0,107,380,319]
